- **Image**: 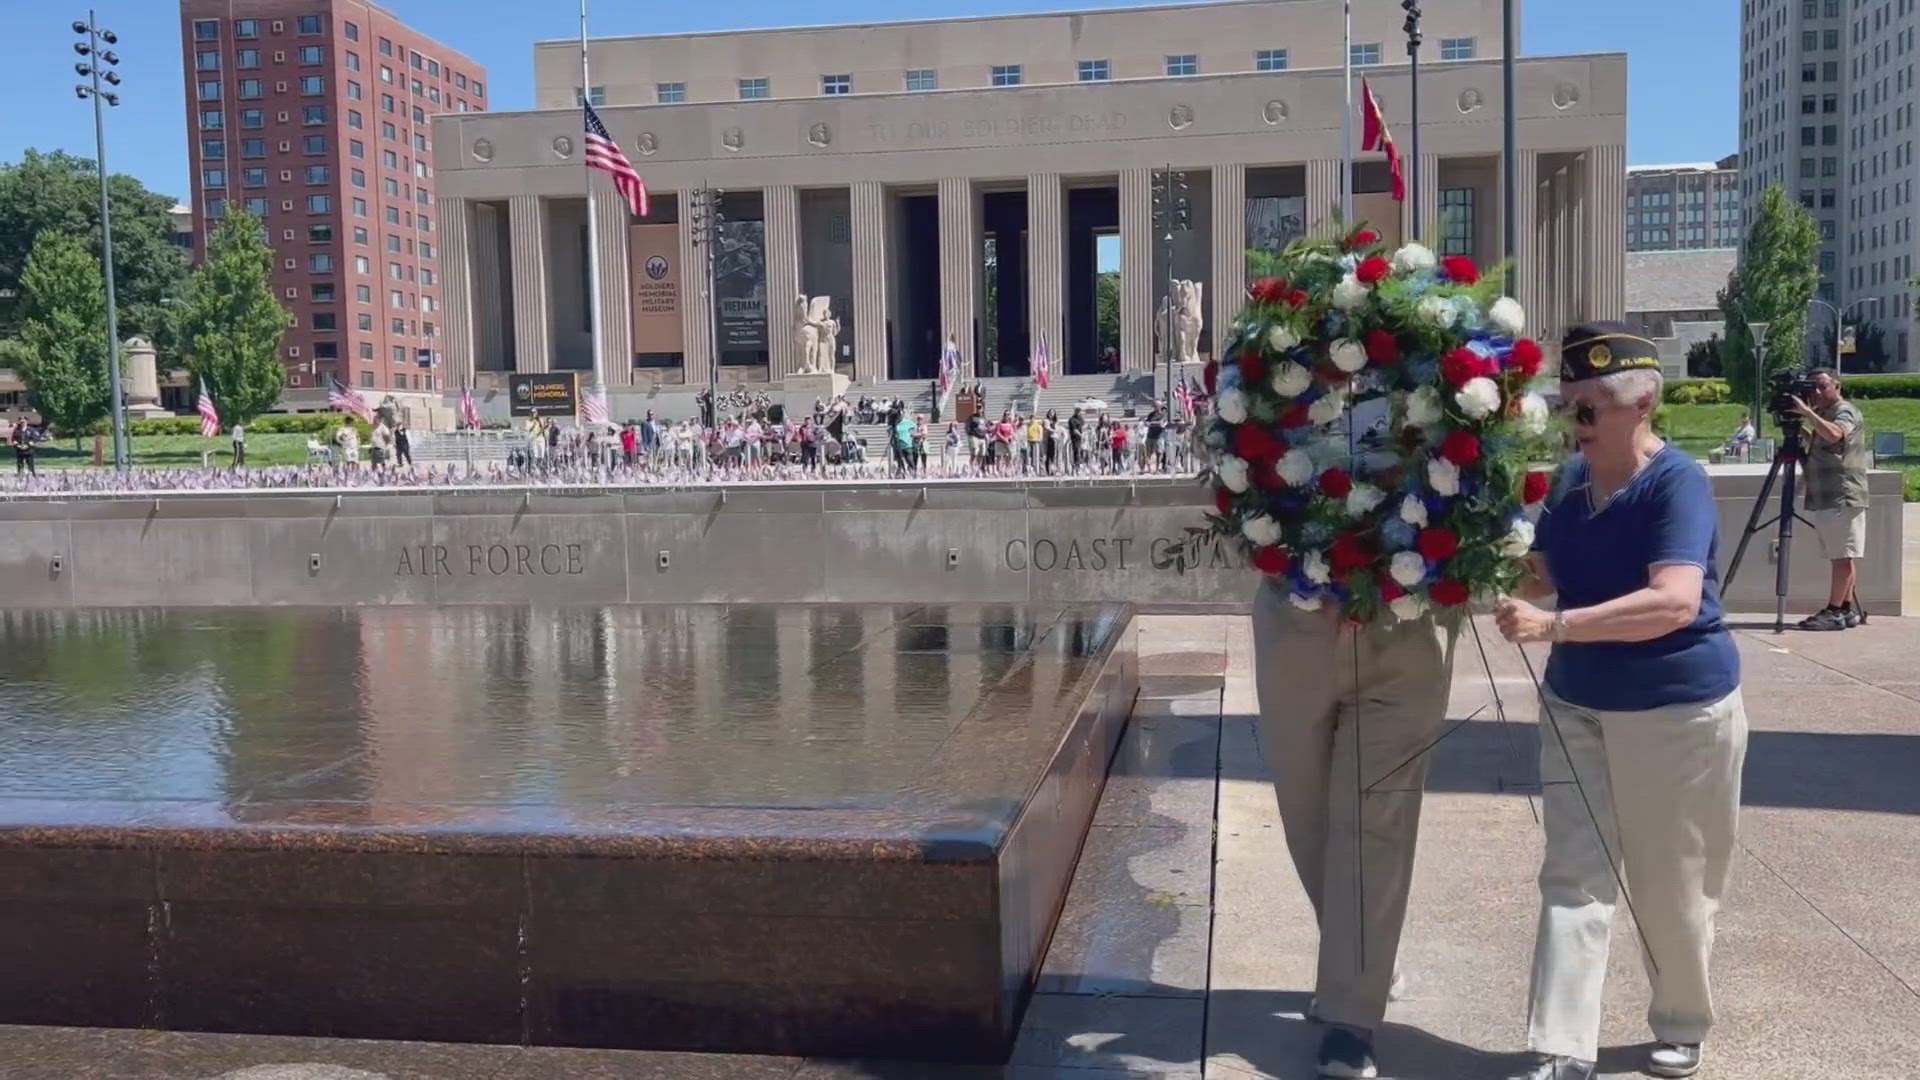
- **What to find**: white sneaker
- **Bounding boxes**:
[1649,1042,1703,1077]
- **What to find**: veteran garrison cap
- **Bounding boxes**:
[1559,321,1661,382]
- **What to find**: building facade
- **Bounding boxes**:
[430,0,1626,399]
[1626,157,1741,252]
[1739,0,1917,366]
[178,0,488,394]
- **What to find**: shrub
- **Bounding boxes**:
[1665,380,1733,405]
[1836,373,1920,400]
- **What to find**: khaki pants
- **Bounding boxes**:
[1527,687,1748,1061]
[1251,582,1456,1031]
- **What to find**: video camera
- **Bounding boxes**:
[1766,369,1817,429]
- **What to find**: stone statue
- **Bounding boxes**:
[792,295,838,374]
[816,306,840,372]
[1174,279,1204,366]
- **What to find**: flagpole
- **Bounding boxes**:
[580,0,607,410]
[1341,0,1355,221]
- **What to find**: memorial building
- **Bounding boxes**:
[430,0,1627,407]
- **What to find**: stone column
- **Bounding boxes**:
[1305,159,1342,232]
[1506,150,1541,332]
[471,203,506,375]
[850,181,891,383]
[1210,164,1247,352]
[1417,153,1442,249]
[1119,167,1155,373]
[762,184,804,378]
[678,198,715,388]
[1026,173,1066,376]
[1584,145,1627,320]
[508,194,551,374]
[590,187,633,387]
[436,196,476,389]
[938,177,981,376]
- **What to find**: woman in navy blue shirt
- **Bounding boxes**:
[1493,323,1748,1080]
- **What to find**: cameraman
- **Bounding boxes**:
[1789,367,1870,630]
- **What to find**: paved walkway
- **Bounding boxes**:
[6,606,1919,1078]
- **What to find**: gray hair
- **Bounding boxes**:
[1596,368,1663,409]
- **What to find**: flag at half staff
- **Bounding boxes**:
[1360,79,1407,203]
[585,101,650,217]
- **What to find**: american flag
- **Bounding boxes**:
[1175,378,1196,423]
[460,385,482,430]
[938,335,960,405]
[1034,336,1052,391]
[196,386,220,438]
[584,102,649,217]
[328,376,373,422]
[581,384,610,425]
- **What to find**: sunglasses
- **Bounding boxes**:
[1557,400,1601,426]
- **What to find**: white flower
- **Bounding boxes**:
[1390,550,1429,589]
[1216,455,1250,493]
[1276,449,1316,487]
[1289,592,1324,612]
[1489,296,1527,337]
[1216,388,1249,425]
[1303,549,1331,584]
[1399,495,1429,528]
[1428,455,1462,497]
[1270,361,1313,397]
[1346,482,1386,517]
[1392,242,1437,274]
[1518,392,1551,436]
[1501,518,1537,558]
[1456,377,1503,421]
[1404,385,1444,426]
[1332,275,1370,311]
[1416,295,1457,328]
[1329,339,1368,373]
[1267,325,1299,352]
[1389,593,1430,622]
[1243,514,1282,548]
[1307,390,1347,426]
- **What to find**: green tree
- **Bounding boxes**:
[0,149,185,346]
[1685,334,1724,379]
[1819,317,1894,373]
[1720,183,1821,417]
[14,230,110,443]
[1096,272,1120,362]
[176,210,288,426]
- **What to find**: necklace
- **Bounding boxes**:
[1586,441,1664,513]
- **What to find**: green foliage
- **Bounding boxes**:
[1720,184,1821,411]
[1664,379,1734,405]
[1818,318,1896,373]
[1835,373,1920,399]
[1095,272,1120,359]
[1684,334,1724,379]
[0,149,185,347]
[177,210,288,427]
[14,230,110,441]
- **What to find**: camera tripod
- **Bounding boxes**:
[1723,421,1817,634]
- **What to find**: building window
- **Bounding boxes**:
[304,135,327,155]
[1823,61,1838,81]
[1078,59,1110,81]
[381,94,395,113]
[656,82,686,104]
[382,122,396,141]
[237,79,262,100]
[1165,54,1199,77]
[303,105,327,125]
[345,52,361,73]
[1823,156,1838,176]
[472,82,483,97]
[307,194,331,214]
[389,289,405,308]
[1803,126,1818,146]
[202,169,226,188]
[379,37,392,57]
[1820,220,1836,239]
[821,74,852,96]
[242,138,265,158]
[236,49,259,69]
[347,110,362,130]
[344,20,359,42]
[1438,188,1476,256]
[309,224,333,243]
[235,19,257,38]
[1255,49,1288,71]
[1803,63,1817,82]
[573,86,606,106]
[202,140,226,159]
[301,76,326,96]
[206,198,228,219]
[905,69,937,92]
[386,234,401,252]
[381,65,393,85]
[1439,37,1477,61]
[347,81,362,101]
[991,64,1023,86]
[199,80,222,102]
[200,110,224,131]
[305,165,329,184]
[738,77,770,100]
[197,51,220,72]
[384,206,400,224]
[242,167,266,187]
[193,19,218,41]
[300,46,325,65]
[1801,158,1818,178]
[310,254,335,273]
[391,317,407,335]
[296,15,322,34]
[245,197,269,217]
[240,109,263,128]
[1351,43,1382,66]
[310,283,335,303]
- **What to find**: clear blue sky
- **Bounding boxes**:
[0,0,1736,203]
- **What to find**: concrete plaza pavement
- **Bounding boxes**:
[5,558,1919,1077]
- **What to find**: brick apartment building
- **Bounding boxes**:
[179,0,486,394]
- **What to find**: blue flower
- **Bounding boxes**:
[1220,365,1243,392]
[1404,356,1440,387]
[1380,517,1417,551]
[1424,494,1450,516]
[1301,520,1335,546]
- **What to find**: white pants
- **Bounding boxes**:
[1528,687,1748,1061]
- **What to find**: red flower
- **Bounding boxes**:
[1238,350,1267,385]
[1439,430,1482,467]
[1285,289,1311,309]
[1522,470,1552,505]
[1430,579,1471,607]
[1442,348,1483,389]
[1441,255,1480,285]
[1203,359,1220,396]
[1252,545,1291,576]
[1234,423,1280,464]
[1215,487,1235,515]
[1508,338,1545,380]
[1380,578,1406,602]
[1346,228,1380,250]
[1356,256,1392,286]
[1250,277,1289,305]
[1318,467,1354,500]
[1418,527,1460,562]
[1329,532,1372,574]
[1365,329,1400,366]
[1278,403,1311,429]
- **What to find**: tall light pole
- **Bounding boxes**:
[1810,296,1880,374]
[1501,0,1518,270]
[689,185,726,420]
[74,12,128,471]
[1152,165,1190,416]
[1403,1,1424,236]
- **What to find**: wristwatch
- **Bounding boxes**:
[1550,611,1570,643]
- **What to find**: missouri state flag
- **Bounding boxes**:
[1360,79,1407,203]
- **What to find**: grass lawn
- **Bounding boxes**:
[1661,399,1920,500]
[29,433,318,469]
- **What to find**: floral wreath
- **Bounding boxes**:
[1200,223,1557,624]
